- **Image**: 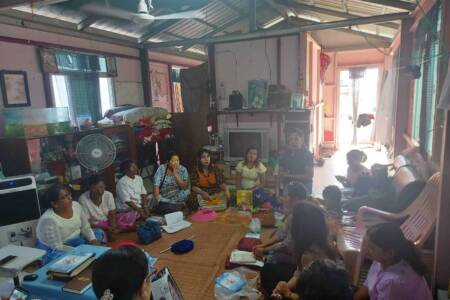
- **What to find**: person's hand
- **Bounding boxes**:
[273,281,290,298]
[253,246,265,259]
[139,208,148,219]
[89,239,99,245]
[202,192,212,201]
[108,226,120,234]
[225,190,231,200]
[335,175,347,184]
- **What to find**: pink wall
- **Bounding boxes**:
[0,24,202,110]
[215,36,300,151]
[0,41,46,109]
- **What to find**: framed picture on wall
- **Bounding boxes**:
[0,70,31,107]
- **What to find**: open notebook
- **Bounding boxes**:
[162,211,191,234]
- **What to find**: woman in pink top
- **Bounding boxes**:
[354,223,432,300]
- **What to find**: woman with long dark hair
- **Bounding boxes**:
[235,147,267,190]
[190,149,230,209]
[269,201,338,299]
[354,223,432,300]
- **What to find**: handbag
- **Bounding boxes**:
[237,237,261,252]
[137,220,162,245]
[252,208,275,227]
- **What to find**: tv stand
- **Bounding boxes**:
[216,109,312,150]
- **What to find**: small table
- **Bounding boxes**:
[22,245,109,300]
[0,245,46,286]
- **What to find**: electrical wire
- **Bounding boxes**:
[264,38,273,82]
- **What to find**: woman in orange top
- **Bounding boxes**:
[190,149,230,207]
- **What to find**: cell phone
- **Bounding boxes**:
[9,286,29,300]
[0,255,17,266]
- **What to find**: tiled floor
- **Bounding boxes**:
[313,144,391,195]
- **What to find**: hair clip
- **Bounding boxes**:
[101,289,114,300]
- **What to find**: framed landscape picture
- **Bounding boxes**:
[0,70,31,107]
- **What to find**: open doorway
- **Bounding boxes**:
[338,67,379,147]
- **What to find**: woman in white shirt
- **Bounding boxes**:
[235,147,267,190]
[116,160,150,220]
[79,175,137,240]
[36,184,102,264]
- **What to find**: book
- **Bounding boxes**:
[48,252,95,274]
[230,250,256,264]
[62,268,92,294]
[48,252,96,279]
[162,211,191,234]
[215,272,246,293]
[151,267,184,300]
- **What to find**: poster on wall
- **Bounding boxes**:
[0,70,31,107]
[150,63,172,112]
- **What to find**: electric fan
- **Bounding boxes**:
[76,134,117,172]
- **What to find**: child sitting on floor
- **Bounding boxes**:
[323,185,342,218]
[336,149,370,188]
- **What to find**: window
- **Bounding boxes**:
[410,2,442,155]
[51,75,115,126]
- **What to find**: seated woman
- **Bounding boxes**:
[235,147,267,191]
[116,160,150,220]
[254,182,308,262]
[36,184,103,264]
[153,152,190,214]
[293,259,352,300]
[279,129,314,194]
[336,149,370,188]
[92,245,151,300]
[268,201,338,299]
[190,149,230,209]
[354,223,432,300]
[79,175,137,239]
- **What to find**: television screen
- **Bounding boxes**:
[229,132,262,158]
[0,189,40,226]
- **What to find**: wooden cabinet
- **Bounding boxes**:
[0,125,136,195]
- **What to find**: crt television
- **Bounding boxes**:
[223,128,269,162]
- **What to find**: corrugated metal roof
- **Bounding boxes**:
[7,0,405,52]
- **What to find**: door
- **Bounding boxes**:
[338,68,379,147]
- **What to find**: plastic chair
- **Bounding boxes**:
[337,172,441,284]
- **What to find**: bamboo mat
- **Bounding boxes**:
[114,221,248,300]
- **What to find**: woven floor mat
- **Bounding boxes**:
[114,221,247,300]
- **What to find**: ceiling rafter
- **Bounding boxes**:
[274,0,401,30]
[356,0,416,11]
[181,14,243,51]
[193,18,218,29]
[138,19,180,43]
[77,15,99,31]
[145,12,408,48]
[0,10,138,48]
[0,0,67,10]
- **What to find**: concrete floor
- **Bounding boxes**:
[313,145,391,195]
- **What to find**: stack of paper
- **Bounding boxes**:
[229,250,264,268]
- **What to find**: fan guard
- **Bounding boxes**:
[76,134,117,172]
